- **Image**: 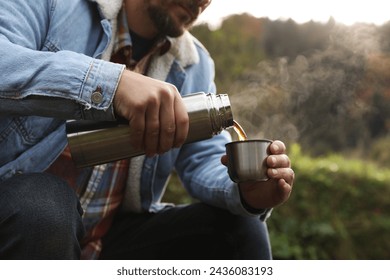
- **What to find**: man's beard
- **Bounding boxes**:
[147,7,182,37]
[146,0,199,38]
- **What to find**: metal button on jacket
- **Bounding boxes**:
[91,90,103,104]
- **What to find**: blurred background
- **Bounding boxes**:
[163,0,390,259]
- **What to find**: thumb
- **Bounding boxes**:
[221,154,228,166]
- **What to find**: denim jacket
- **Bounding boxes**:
[0,0,268,219]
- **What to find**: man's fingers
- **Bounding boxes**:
[158,89,176,154]
[172,93,189,148]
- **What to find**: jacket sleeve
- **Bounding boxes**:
[0,0,124,120]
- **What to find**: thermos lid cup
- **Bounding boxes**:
[225,139,272,183]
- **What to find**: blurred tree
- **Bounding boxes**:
[359,54,390,140]
[262,18,335,58]
[191,13,266,93]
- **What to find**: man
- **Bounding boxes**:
[0,0,294,259]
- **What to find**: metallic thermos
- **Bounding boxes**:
[66,92,234,167]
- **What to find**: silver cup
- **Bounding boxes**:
[225,139,272,183]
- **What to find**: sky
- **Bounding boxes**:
[197,0,390,28]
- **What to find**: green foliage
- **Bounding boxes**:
[370,136,390,167]
[268,144,390,259]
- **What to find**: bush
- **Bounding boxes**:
[268,144,390,259]
[369,136,390,168]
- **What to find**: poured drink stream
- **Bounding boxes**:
[233,120,248,141]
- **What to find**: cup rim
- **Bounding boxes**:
[225,139,273,147]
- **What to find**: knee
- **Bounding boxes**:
[205,206,272,259]
[0,173,83,235]
[227,215,272,259]
[0,173,85,259]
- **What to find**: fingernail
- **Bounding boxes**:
[271,168,278,176]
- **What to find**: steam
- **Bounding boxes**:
[229,22,384,151]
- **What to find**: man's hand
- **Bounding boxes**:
[114,70,189,157]
[222,140,294,209]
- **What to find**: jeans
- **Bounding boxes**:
[0,173,272,260]
[0,173,84,259]
[100,203,272,260]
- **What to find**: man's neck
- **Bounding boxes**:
[130,30,157,61]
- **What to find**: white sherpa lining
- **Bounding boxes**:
[93,0,123,19]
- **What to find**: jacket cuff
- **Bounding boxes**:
[80,59,125,120]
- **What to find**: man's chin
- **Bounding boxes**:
[161,21,188,38]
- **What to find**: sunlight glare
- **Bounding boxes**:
[198,0,390,28]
